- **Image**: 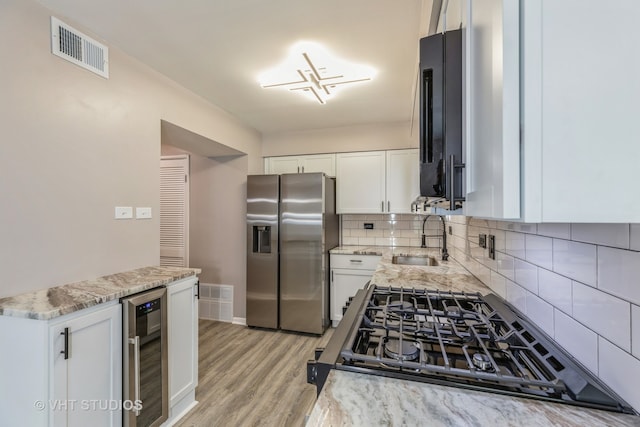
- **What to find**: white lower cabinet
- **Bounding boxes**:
[0,301,122,427]
[0,276,199,427]
[166,277,199,422]
[330,254,381,327]
[50,303,122,427]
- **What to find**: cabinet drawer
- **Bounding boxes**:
[330,254,381,270]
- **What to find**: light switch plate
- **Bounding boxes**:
[136,207,152,219]
[115,206,133,219]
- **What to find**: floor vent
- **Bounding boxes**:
[199,284,233,323]
[50,16,109,78]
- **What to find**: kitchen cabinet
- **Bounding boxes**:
[167,277,199,420]
[465,0,520,220]
[336,149,419,214]
[49,303,122,427]
[0,276,199,427]
[330,254,381,326]
[386,149,420,214]
[0,301,122,427]
[264,153,336,176]
[466,0,640,222]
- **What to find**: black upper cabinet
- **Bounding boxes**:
[419,29,463,207]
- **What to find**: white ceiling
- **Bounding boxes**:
[37,0,434,135]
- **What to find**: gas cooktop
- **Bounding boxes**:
[308,284,636,415]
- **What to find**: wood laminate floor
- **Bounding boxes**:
[175,319,333,427]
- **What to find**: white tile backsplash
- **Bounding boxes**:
[496,252,515,281]
[506,280,527,313]
[631,224,640,251]
[554,309,599,374]
[505,231,525,259]
[598,246,640,306]
[572,281,631,352]
[536,223,571,239]
[633,305,640,359]
[526,293,554,336]
[537,269,572,315]
[598,337,640,411]
[552,239,597,286]
[489,270,507,298]
[571,223,630,248]
[514,259,538,294]
[525,234,553,270]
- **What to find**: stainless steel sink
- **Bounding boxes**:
[391,255,439,266]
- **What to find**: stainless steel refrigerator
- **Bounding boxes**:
[246,173,338,334]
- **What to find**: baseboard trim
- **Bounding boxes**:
[232,317,246,326]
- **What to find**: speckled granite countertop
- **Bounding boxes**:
[319,246,640,426]
[0,266,201,320]
[307,370,640,427]
[330,245,490,294]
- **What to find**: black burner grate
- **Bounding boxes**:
[335,285,633,413]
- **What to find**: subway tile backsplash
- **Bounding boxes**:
[340,213,640,411]
[446,215,640,412]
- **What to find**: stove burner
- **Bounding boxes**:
[472,352,493,371]
[445,305,461,317]
[384,339,419,361]
[388,300,414,319]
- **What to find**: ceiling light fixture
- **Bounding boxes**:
[258,42,375,104]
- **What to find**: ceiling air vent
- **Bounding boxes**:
[50,16,109,78]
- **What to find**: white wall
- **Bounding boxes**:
[262,121,417,157]
[0,0,261,298]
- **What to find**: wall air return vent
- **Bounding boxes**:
[50,16,109,78]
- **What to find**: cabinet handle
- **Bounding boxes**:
[297,166,300,173]
[349,259,363,263]
[449,154,466,211]
[331,270,334,282]
[195,280,200,299]
[129,336,141,416]
[301,166,305,173]
[381,201,384,212]
[60,327,69,360]
[388,201,391,212]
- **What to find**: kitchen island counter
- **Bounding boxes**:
[306,370,640,427]
[0,266,201,320]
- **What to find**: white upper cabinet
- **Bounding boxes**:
[520,0,640,223]
[465,0,521,220]
[336,149,418,214]
[386,149,419,214]
[336,151,386,214]
[466,0,640,223]
[264,153,336,176]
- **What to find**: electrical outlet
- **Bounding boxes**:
[364,223,374,229]
[115,206,133,219]
[488,235,496,260]
[136,207,152,219]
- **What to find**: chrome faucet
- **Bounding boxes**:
[421,215,449,261]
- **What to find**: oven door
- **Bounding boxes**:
[122,287,169,427]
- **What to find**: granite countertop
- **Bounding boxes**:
[331,245,490,295]
[318,246,640,426]
[307,370,640,427]
[0,266,201,320]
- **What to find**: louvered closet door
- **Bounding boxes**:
[160,156,189,267]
